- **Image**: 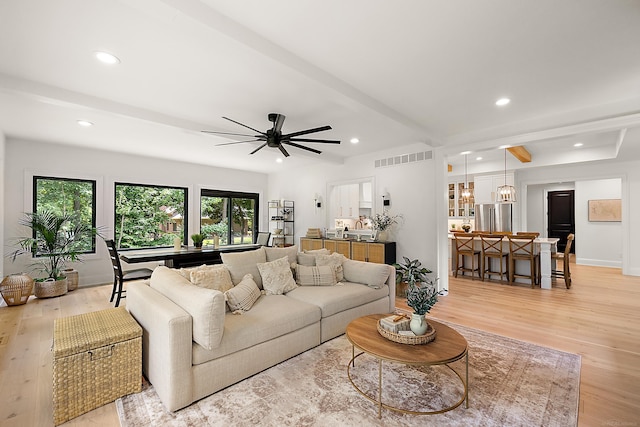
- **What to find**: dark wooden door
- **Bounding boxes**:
[547,190,575,253]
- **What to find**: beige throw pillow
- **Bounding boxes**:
[297,252,317,266]
[189,265,233,293]
[342,259,391,289]
[264,245,298,265]
[221,247,267,289]
[257,256,298,295]
[295,264,337,286]
[225,274,261,312]
[315,252,346,282]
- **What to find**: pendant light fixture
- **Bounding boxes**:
[461,154,472,202]
[497,148,516,202]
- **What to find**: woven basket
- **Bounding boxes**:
[377,319,437,345]
[1,273,34,306]
[63,269,79,291]
[34,277,68,298]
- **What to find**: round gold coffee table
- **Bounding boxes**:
[346,314,468,418]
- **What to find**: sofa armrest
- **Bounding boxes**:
[127,281,194,412]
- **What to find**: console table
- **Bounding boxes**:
[119,244,260,268]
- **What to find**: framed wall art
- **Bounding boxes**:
[588,199,621,222]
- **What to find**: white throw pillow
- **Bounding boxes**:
[297,252,317,266]
[304,248,330,255]
[342,259,391,289]
[221,247,267,289]
[315,252,346,282]
[189,265,233,293]
[257,256,298,295]
[225,274,261,312]
[295,264,337,286]
[264,245,298,265]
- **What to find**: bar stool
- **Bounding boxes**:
[516,231,540,238]
[507,235,539,288]
[480,234,509,282]
[453,233,481,280]
[551,233,575,289]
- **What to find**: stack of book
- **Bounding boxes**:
[306,228,322,238]
[379,314,410,333]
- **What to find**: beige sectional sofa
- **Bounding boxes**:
[126,246,396,411]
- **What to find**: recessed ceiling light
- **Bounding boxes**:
[495,98,511,106]
[498,144,511,149]
[77,120,93,127]
[460,151,472,155]
[350,138,359,144]
[94,51,120,65]
[476,156,483,161]
[275,158,283,163]
[573,142,583,147]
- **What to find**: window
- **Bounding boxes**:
[115,183,188,249]
[33,176,97,253]
[201,190,258,246]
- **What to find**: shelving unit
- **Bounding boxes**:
[448,181,475,217]
[268,200,294,247]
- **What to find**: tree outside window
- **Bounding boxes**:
[115,183,187,249]
[201,190,257,246]
[34,176,96,253]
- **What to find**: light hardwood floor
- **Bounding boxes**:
[1,263,638,426]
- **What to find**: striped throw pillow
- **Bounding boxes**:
[295,265,337,286]
[225,274,261,312]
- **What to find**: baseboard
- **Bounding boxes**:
[576,258,622,268]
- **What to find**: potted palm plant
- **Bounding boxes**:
[10,210,97,298]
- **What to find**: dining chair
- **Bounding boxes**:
[507,235,539,288]
[480,234,508,282]
[516,231,540,238]
[453,233,481,280]
[551,233,575,288]
[255,231,271,246]
[105,239,153,307]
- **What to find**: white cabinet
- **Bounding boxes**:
[332,183,359,218]
[474,173,515,204]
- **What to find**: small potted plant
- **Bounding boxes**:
[191,233,205,249]
[406,280,445,335]
[393,256,431,297]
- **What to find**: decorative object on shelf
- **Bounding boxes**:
[461,223,471,233]
[497,147,516,202]
[1,273,34,306]
[9,210,99,298]
[173,236,182,251]
[62,268,79,291]
[377,316,436,345]
[393,256,431,298]
[191,233,205,249]
[371,211,402,242]
[273,228,283,235]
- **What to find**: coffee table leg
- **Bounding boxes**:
[352,345,355,367]
[378,359,382,419]
[465,350,469,408]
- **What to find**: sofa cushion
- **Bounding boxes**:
[149,266,225,351]
[286,282,389,318]
[225,273,261,312]
[264,245,298,265]
[297,252,317,266]
[342,259,391,289]
[315,252,346,282]
[257,256,298,295]
[305,248,330,255]
[192,295,321,365]
[221,247,267,289]
[295,264,337,286]
[189,265,233,293]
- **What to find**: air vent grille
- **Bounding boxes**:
[374,151,432,168]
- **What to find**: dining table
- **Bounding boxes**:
[119,244,261,269]
[449,234,559,289]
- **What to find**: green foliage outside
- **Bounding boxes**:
[115,184,185,249]
[201,195,255,245]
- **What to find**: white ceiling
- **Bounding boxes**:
[1,0,639,174]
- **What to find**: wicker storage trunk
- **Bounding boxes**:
[52,307,142,425]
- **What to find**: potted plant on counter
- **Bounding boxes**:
[191,233,205,249]
[10,210,97,298]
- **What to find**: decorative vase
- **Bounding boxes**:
[62,268,79,291]
[376,230,388,242]
[0,273,34,306]
[410,313,429,335]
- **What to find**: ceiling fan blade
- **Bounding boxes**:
[215,139,262,146]
[278,144,290,157]
[281,125,332,139]
[287,138,341,144]
[249,142,268,155]
[283,141,322,154]
[270,113,286,133]
[201,130,261,138]
[222,116,266,135]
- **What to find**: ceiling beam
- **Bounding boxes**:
[507,145,531,163]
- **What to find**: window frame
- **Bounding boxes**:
[114,181,189,250]
[200,189,259,246]
[32,175,98,254]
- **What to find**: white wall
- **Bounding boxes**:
[3,138,269,287]
[269,143,441,281]
[0,130,5,279]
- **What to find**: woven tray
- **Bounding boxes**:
[377,319,436,345]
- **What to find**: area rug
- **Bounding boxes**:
[116,321,580,427]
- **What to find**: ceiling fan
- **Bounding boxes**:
[202,113,340,157]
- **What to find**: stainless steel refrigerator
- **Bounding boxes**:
[474,203,513,233]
